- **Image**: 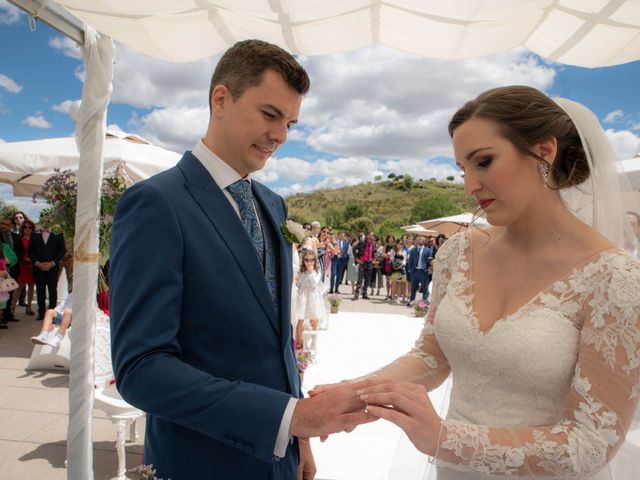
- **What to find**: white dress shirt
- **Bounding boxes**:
[192,140,297,458]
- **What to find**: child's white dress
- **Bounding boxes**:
[296,270,326,321]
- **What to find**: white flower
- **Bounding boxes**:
[284,220,307,243]
[609,272,640,309]
[504,448,525,467]
[600,411,618,427]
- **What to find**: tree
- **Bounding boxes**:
[344,216,374,235]
[374,175,383,182]
[446,175,455,182]
[0,198,18,222]
[324,206,344,229]
[343,203,365,220]
[410,193,461,223]
[387,173,396,179]
[403,174,414,190]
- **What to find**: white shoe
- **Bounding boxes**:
[31,332,50,345]
[46,334,63,348]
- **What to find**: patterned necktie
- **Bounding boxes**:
[227,180,265,270]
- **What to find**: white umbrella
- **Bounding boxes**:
[417,212,488,237]
[0,130,181,196]
[401,224,439,235]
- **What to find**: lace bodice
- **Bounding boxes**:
[368,231,640,478]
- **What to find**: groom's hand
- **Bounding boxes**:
[289,379,384,438]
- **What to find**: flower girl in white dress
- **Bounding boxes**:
[296,250,326,357]
[314,86,640,479]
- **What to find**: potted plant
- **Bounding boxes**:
[35,163,132,301]
[414,299,429,317]
[327,293,342,314]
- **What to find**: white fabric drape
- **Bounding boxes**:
[55,1,640,67]
[66,26,114,480]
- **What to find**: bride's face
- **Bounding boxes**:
[452,117,544,227]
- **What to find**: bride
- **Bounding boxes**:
[315,86,640,478]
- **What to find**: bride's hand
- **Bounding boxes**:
[359,381,441,456]
[308,382,342,397]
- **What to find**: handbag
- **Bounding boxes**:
[2,243,17,267]
[0,276,19,293]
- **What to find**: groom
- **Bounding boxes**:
[110,40,373,480]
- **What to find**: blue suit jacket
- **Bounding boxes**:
[110,152,300,479]
[406,245,432,274]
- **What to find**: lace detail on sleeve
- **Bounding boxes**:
[354,234,466,388]
[434,251,640,477]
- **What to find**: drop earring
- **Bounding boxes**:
[538,163,550,188]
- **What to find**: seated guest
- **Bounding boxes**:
[30,293,73,348]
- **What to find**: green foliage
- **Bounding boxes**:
[0,199,18,221]
[403,174,414,190]
[343,203,365,220]
[446,175,455,182]
[387,173,396,179]
[410,192,461,223]
[324,206,344,228]
[344,216,374,235]
[374,175,383,182]
[286,177,475,237]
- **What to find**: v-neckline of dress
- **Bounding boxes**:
[462,230,616,337]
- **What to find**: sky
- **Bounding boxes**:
[1,0,640,221]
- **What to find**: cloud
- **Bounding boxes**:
[0,0,21,25]
[603,109,624,124]
[23,113,52,129]
[0,184,48,220]
[257,154,460,197]
[128,106,209,152]
[605,129,640,160]
[0,138,5,143]
[53,99,81,122]
[295,45,557,160]
[110,42,217,109]
[0,73,22,93]
[49,36,83,60]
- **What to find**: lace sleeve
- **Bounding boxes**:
[354,235,465,390]
[433,253,640,477]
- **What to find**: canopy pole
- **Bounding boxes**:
[66,27,114,480]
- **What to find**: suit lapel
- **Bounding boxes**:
[179,153,280,335]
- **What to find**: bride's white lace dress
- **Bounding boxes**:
[370,231,640,479]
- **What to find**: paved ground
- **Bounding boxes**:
[0,290,426,480]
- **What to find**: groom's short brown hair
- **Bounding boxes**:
[208,39,310,113]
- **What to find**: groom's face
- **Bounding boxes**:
[210,69,302,177]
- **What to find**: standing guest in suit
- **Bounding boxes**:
[406,235,432,306]
[28,220,66,320]
[1,217,24,323]
[110,40,375,480]
[330,231,349,293]
[352,231,376,300]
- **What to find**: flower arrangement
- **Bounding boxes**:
[33,163,132,292]
[280,219,308,244]
[327,293,342,307]
[414,299,429,315]
[296,349,312,373]
[128,464,161,480]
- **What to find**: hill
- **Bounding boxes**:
[285,176,476,238]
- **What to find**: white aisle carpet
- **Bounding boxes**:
[302,311,450,480]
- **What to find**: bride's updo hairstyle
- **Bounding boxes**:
[448,85,590,189]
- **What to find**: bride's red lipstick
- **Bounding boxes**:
[478,199,494,209]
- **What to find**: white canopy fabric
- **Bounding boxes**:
[0,131,181,196]
[417,212,489,237]
[620,155,640,191]
[401,224,438,235]
[55,0,640,67]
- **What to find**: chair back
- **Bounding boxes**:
[95,321,113,388]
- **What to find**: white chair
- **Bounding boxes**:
[27,327,72,371]
[94,317,145,480]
